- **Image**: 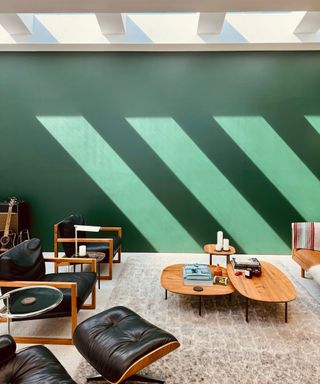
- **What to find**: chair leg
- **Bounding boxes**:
[87,374,106,382]
[301,268,305,278]
[113,247,121,264]
[100,248,113,280]
[86,373,165,384]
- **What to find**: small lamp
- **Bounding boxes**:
[74,225,101,256]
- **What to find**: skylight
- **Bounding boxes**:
[0,11,319,50]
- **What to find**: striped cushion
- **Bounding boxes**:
[292,222,320,251]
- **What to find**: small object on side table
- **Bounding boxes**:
[235,271,242,276]
[21,297,37,305]
[245,270,252,279]
[213,264,223,276]
[213,276,228,286]
[215,231,223,251]
[223,238,230,251]
[193,286,204,292]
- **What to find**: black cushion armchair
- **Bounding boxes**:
[54,214,122,280]
[0,334,76,383]
[0,238,97,345]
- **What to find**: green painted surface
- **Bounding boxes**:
[127,117,287,253]
[38,115,201,252]
[0,52,319,253]
[214,116,320,221]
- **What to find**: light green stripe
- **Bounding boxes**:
[214,116,320,221]
[37,115,201,252]
[127,116,289,253]
[305,115,320,134]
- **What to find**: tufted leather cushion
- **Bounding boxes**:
[0,335,16,365]
[73,306,178,383]
[0,238,45,281]
[0,341,76,383]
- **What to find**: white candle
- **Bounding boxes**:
[215,231,223,251]
[223,238,229,251]
[79,245,86,256]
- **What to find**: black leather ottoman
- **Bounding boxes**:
[73,306,180,384]
[0,334,76,383]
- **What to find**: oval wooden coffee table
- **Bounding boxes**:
[161,264,235,316]
[227,261,296,322]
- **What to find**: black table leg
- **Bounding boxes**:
[209,254,212,265]
[246,298,249,322]
[98,262,101,289]
[199,295,202,316]
[165,289,167,300]
[285,302,288,323]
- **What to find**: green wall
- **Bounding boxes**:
[1,52,319,254]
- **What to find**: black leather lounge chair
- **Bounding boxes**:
[0,238,97,344]
[0,334,76,383]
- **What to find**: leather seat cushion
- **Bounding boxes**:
[86,236,121,259]
[0,345,76,383]
[73,306,178,383]
[17,272,96,320]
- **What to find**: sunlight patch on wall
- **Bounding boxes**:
[127,116,289,253]
[305,115,320,135]
[37,115,201,252]
[214,116,320,221]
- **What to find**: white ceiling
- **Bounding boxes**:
[1,0,320,13]
[0,1,320,51]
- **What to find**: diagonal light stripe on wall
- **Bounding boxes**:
[127,117,288,253]
[37,115,201,252]
[305,115,320,134]
[214,116,320,220]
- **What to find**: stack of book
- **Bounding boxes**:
[231,257,261,271]
[183,263,213,286]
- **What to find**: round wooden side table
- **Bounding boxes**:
[203,243,236,265]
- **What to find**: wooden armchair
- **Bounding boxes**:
[292,222,320,278]
[54,214,122,280]
[0,238,96,345]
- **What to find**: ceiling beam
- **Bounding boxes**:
[1,42,320,52]
[197,13,225,34]
[0,0,320,13]
[294,12,320,33]
[0,14,32,34]
[96,13,126,34]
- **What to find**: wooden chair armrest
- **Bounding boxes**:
[0,280,77,289]
[100,227,122,236]
[44,257,97,272]
[56,238,114,244]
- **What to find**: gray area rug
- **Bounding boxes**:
[75,255,320,383]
